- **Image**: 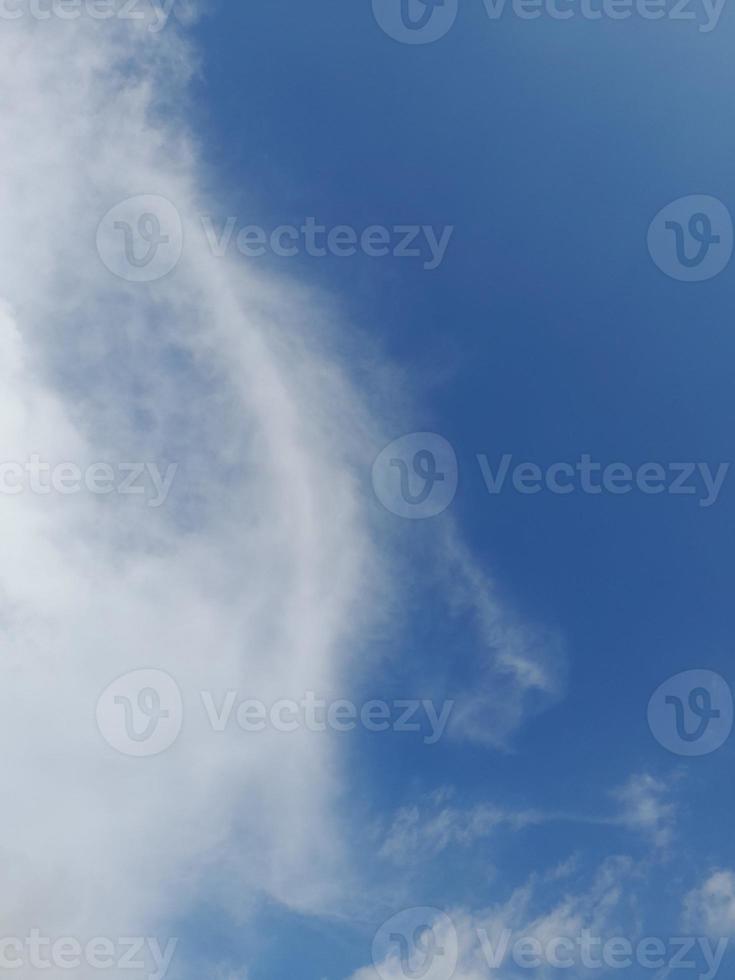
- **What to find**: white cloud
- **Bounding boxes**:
[612,773,677,848]
[0,5,569,977]
[439,534,567,748]
[379,789,543,864]
[683,872,735,938]
[379,772,674,869]
[0,8,388,974]
[351,858,635,980]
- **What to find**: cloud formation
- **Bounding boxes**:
[0,5,389,972]
[0,4,569,976]
[684,871,735,938]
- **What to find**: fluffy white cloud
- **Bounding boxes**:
[683,871,735,938]
[0,7,388,974]
[0,4,567,977]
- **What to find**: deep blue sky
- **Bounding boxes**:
[182,3,735,977]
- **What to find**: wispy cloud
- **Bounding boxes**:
[351,857,636,980]
[0,5,390,970]
[611,773,678,849]
[0,4,577,976]
[380,796,544,865]
[683,871,735,938]
[440,534,568,749]
[378,772,677,870]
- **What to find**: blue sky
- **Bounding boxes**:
[169,1,735,978]
[2,2,735,980]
